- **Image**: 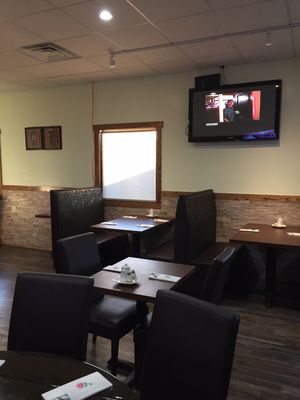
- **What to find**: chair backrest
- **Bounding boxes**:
[140,290,240,400]
[174,189,217,263]
[50,187,104,271]
[57,232,102,276]
[7,272,93,361]
[201,246,236,305]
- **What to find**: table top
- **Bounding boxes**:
[0,351,138,400]
[230,223,300,248]
[93,257,195,303]
[90,215,174,234]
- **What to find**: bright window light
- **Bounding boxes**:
[102,131,156,201]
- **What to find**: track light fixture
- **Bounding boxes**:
[265,31,272,46]
[109,50,116,68]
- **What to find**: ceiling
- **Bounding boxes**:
[0,0,299,92]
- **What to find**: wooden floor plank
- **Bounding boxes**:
[0,245,299,399]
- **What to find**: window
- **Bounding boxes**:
[94,122,162,207]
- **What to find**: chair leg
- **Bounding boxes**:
[92,333,97,344]
[110,339,119,376]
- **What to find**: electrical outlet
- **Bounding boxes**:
[11,206,17,213]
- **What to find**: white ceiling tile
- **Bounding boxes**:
[102,24,169,49]
[130,0,209,22]
[135,47,188,64]
[179,38,235,58]
[242,44,294,62]
[22,79,61,89]
[77,70,119,81]
[152,60,198,74]
[0,0,296,91]
[63,0,146,33]
[194,52,244,68]
[156,13,224,42]
[0,68,37,82]
[0,0,53,20]
[288,0,300,23]
[89,53,144,69]
[21,63,70,78]
[113,65,158,78]
[232,29,292,51]
[56,34,113,58]
[0,50,40,70]
[46,75,87,85]
[51,58,102,74]
[48,0,88,6]
[0,22,44,50]
[290,27,300,57]
[15,9,91,41]
[215,0,289,33]
[207,0,271,10]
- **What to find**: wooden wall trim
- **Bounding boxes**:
[2,186,300,202]
[162,191,300,202]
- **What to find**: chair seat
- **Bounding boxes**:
[89,296,137,339]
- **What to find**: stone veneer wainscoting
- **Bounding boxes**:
[1,188,300,251]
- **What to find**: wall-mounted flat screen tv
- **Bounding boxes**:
[188,79,281,142]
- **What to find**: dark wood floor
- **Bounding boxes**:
[0,245,299,399]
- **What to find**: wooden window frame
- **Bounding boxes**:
[93,121,162,208]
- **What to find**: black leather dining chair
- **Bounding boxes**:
[139,290,240,400]
[7,272,93,361]
[50,187,129,272]
[133,245,237,387]
[57,232,139,376]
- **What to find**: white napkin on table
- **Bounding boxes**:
[102,265,121,273]
[137,223,155,228]
[149,273,180,283]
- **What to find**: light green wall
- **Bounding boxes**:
[0,84,94,187]
[1,58,300,194]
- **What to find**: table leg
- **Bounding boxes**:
[265,246,277,307]
[130,234,141,257]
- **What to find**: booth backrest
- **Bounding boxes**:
[50,187,104,271]
[50,187,104,241]
[175,189,216,263]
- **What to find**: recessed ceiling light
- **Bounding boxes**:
[99,9,113,21]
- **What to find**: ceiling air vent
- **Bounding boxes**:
[21,42,79,62]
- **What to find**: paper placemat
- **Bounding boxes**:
[153,218,170,222]
[137,223,155,228]
[122,215,138,219]
[287,232,300,237]
[42,372,112,400]
[149,273,180,283]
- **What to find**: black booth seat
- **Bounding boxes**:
[50,187,129,272]
[142,189,258,300]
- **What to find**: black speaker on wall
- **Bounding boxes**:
[195,74,221,90]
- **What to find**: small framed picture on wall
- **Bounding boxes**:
[43,126,62,150]
[25,127,43,150]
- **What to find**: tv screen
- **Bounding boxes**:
[188,79,281,142]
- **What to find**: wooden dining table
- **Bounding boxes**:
[92,256,194,382]
[0,351,138,400]
[92,256,194,305]
[90,215,174,256]
[230,223,300,307]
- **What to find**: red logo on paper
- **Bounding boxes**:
[76,382,91,389]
